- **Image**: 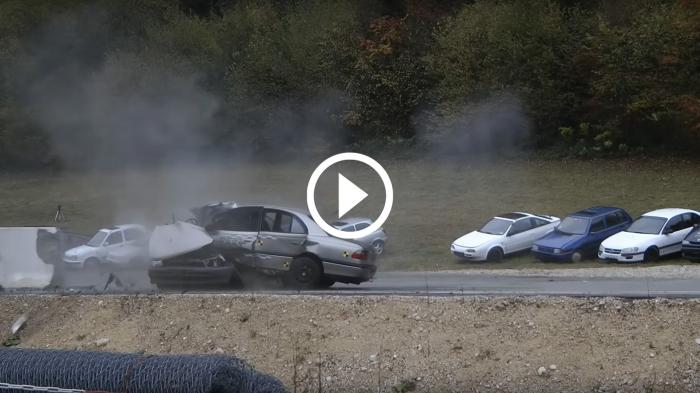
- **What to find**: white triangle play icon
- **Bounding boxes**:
[338,173,368,218]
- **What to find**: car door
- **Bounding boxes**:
[603,211,629,237]
[585,217,608,254]
[122,227,148,263]
[255,209,307,271]
[208,206,261,267]
[528,217,555,242]
[659,214,696,255]
[504,218,534,253]
[102,230,128,264]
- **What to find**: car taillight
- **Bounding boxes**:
[351,251,368,260]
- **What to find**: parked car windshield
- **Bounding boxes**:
[627,216,667,234]
[557,216,589,235]
[479,218,512,235]
[87,230,108,247]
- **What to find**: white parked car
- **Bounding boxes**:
[451,212,560,261]
[599,208,700,262]
[63,224,150,268]
[332,217,388,255]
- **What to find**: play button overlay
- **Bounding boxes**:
[307,152,393,240]
[337,173,368,218]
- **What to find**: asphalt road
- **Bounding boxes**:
[11,267,700,298]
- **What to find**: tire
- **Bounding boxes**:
[285,256,322,289]
[644,247,660,262]
[486,248,504,262]
[372,240,385,255]
[571,250,583,263]
[84,257,100,270]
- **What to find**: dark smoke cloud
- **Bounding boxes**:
[415,93,531,160]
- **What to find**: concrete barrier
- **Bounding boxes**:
[0,227,56,289]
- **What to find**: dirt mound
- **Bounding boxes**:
[2,294,700,392]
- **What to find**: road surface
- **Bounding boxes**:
[6,267,700,298]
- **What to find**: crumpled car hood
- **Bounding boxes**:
[149,221,213,260]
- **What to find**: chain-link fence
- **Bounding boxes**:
[0,349,286,393]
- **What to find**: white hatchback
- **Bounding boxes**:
[599,208,700,262]
[63,224,150,268]
[451,212,560,261]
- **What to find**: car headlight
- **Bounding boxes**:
[683,240,690,245]
[621,247,638,254]
[532,245,539,251]
[553,248,561,254]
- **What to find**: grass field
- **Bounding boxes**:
[1,157,699,271]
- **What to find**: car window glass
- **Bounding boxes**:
[628,216,666,234]
[213,207,261,232]
[606,211,625,227]
[680,213,695,230]
[355,222,370,230]
[275,213,293,233]
[124,228,143,242]
[342,226,355,232]
[479,218,512,235]
[557,216,589,235]
[290,216,306,234]
[262,212,275,232]
[509,219,533,236]
[590,218,605,233]
[692,214,700,226]
[666,215,683,232]
[531,217,548,227]
[104,231,122,246]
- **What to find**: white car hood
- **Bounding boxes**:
[65,245,96,258]
[602,231,657,249]
[149,221,213,260]
[453,231,499,248]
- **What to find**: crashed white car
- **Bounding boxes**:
[451,212,560,261]
[63,224,150,268]
[599,208,700,262]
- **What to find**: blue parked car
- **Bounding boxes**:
[531,206,633,262]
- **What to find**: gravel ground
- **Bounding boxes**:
[2,294,700,392]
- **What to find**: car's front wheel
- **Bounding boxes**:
[487,248,503,262]
[84,257,100,270]
[644,247,659,262]
[285,256,322,289]
[571,250,584,263]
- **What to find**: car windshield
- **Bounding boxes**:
[478,218,512,235]
[627,216,667,234]
[86,230,108,247]
[557,216,589,235]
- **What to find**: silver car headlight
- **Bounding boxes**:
[621,247,638,253]
[553,248,561,254]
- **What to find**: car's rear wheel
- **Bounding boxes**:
[372,240,385,255]
[571,250,583,263]
[644,247,659,262]
[84,257,100,270]
[285,256,322,289]
[487,248,503,262]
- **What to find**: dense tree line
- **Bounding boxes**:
[0,0,699,168]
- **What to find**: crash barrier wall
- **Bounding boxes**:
[0,227,89,289]
[0,228,56,289]
[0,349,287,393]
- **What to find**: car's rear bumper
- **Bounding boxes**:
[148,266,237,286]
[322,260,376,283]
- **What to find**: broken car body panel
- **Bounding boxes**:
[149,204,377,287]
[149,221,213,260]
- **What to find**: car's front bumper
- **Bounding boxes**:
[597,249,644,263]
[682,243,700,260]
[148,266,237,286]
[531,249,573,262]
[451,244,487,261]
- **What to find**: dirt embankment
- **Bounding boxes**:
[2,294,700,392]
